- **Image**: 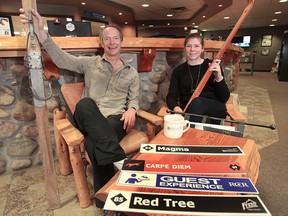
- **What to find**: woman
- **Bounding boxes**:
[166,33,230,124]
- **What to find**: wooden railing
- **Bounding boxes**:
[0,36,243,57]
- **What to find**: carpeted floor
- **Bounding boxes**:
[235,72,288,216]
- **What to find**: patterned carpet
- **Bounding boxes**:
[236,81,279,149]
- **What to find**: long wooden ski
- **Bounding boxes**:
[184,0,254,112]
[22,0,61,209]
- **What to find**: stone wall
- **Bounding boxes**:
[0,51,237,175]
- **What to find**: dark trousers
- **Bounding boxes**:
[185,97,227,124]
[73,98,126,208]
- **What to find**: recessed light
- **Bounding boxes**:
[184,27,188,31]
[218,4,223,7]
[125,22,128,25]
[274,11,282,14]
[167,23,170,26]
[272,19,277,22]
[224,16,230,19]
[167,14,173,17]
[279,0,288,2]
[202,15,206,18]
[81,2,86,5]
[270,24,275,26]
[119,12,122,16]
[149,24,154,27]
[194,25,198,28]
[142,4,149,7]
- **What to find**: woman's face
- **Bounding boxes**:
[184,37,204,61]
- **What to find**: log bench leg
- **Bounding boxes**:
[68,143,91,208]
[55,117,91,208]
[54,108,72,175]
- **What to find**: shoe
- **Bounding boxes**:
[113,158,127,170]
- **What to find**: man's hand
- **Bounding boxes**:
[19,8,48,43]
[121,108,137,132]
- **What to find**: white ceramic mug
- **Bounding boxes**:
[163,114,191,139]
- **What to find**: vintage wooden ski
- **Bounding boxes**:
[22,0,61,209]
[184,0,255,112]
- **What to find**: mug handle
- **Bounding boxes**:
[183,120,191,133]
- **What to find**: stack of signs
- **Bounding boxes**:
[104,144,271,215]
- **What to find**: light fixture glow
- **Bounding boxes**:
[224,16,230,19]
[218,4,223,7]
[167,14,173,17]
[81,2,86,5]
[142,4,149,7]
[119,12,122,15]
[272,19,277,22]
[167,23,170,26]
[202,15,206,18]
[279,0,288,2]
[270,24,275,26]
[274,11,282,14]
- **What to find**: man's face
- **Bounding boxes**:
[101,27,122,57]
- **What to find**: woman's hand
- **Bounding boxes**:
[210,59,223,82]
[19,8,48,43]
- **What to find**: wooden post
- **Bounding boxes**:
[56,119,91,208]
[22,0,60,209]
[53,108,72,175]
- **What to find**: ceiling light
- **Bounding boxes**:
[81,2,86,5]
[142,4,149,7]
[167,23,170,26]
[66,18,72,21]
[202,15,206,18]
[218,4,223,7]
[184,27,188,31]
[272,19,277,22]
[274,11,282,14]
[270,24,275,26]
[125,22,128,24]
[202,29,207,32]
[119,12,122,15]
[167,14,173,17]
[279,0,288,2]
[224,16,230,19]
[194,26,198,28]
[149,24,154,27]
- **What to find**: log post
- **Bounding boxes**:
[53,108,72,175]
[56,119,91,208]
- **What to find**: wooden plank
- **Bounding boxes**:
[0,36,243,55]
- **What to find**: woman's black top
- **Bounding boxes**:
[166,58,230,110]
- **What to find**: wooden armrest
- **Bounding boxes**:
[137,109,163,126]
[55,119,84,146]
[226,104,246,122]
[120,129,148,155]
[157,106,168,117]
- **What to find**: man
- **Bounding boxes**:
[19,9,139,210]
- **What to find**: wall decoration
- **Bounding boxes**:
[261,35,272,47]
[0,15,14,36]
[261,48,270,56]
